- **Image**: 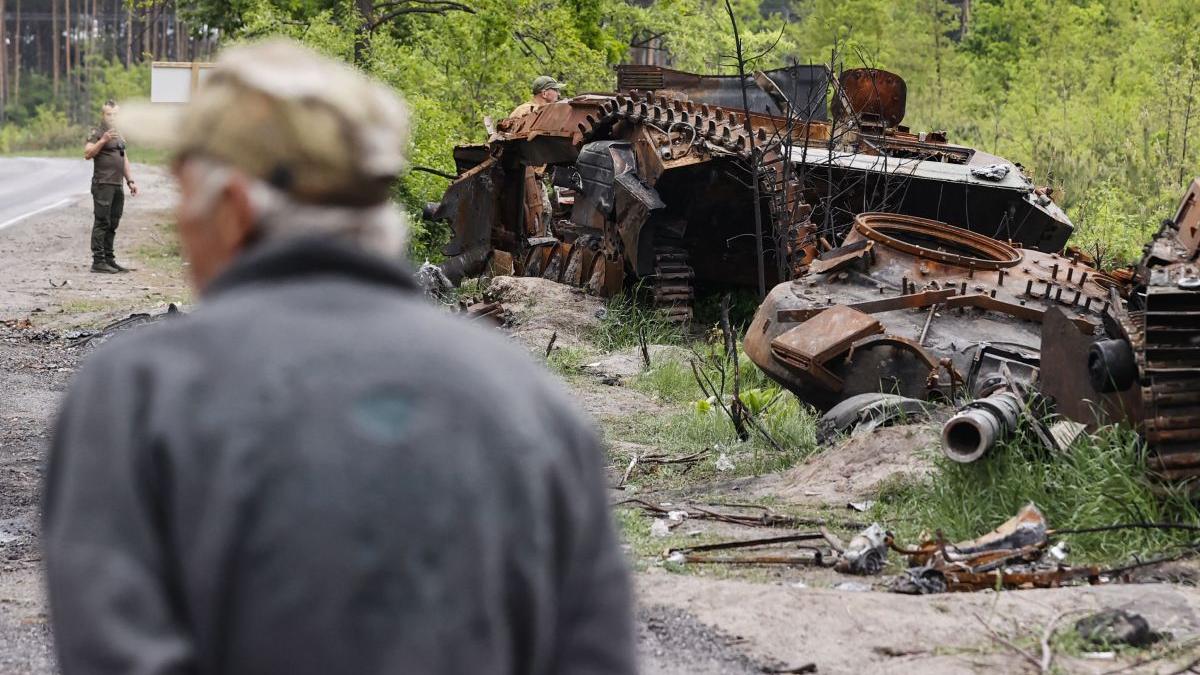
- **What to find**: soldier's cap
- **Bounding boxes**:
[121,39,409,207]
[532,75,564,94]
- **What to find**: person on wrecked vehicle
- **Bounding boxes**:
[509,76,564,236]
[83,99,140,274]
[44,40,634,675]
[509,74,564,118]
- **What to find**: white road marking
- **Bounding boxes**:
[0,197,75,232]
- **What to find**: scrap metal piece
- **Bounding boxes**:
[834,523,888,575]
[970,164,1011,181]
[770,305,884,392]
[817,392,932,443]
[904,503,1048,567]
[890,504,1098,593]
[1076,610,1162,648]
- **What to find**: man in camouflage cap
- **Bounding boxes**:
[44,39,634,675]
[509,75,564,118]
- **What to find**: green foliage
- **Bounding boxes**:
[878,422,1200,562]
[2,59,151,154]
[590,291,684,352]
[7,0,1195,266]
[0,105,84,153]
[86,59,152,117]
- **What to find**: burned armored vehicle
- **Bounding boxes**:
[429,66,1073,321]
[743,212,1120,411]
[746,178,1200,487]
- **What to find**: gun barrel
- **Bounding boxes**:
[941,391,1022,463]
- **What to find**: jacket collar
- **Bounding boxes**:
[204,236,418,299]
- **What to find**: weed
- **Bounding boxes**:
[133,222,182,272]
[877,422,1200,563]
[590,289,683,352]
[545,346,590,377]
[603,392,818,489]
[629,360,703,403]
[692,289,761,330]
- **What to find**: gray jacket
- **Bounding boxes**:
[44,238,634,675]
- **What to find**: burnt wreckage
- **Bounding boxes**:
[430,66,1072,322]
[428,65,1199,485]
[745,184,1200,486]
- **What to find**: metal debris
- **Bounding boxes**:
[1076,610,1163,648]
[69,304,184,350]
[888,504,1107,593]
[817,392,932,443]
[833,523,888,575]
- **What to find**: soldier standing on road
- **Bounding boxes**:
[44,40,634,675]
[83,100,139,273]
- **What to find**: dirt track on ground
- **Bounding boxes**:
[0,160,184,673]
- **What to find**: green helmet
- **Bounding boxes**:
[532,75,564,95]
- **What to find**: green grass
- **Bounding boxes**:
[1,146,173,165]
[628,341,783,403]
[604,394,818,487]
[133,221,182,272]
[590,289,684,352]
[545,346,592,377]
[875,421,1200,563]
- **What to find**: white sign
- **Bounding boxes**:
[150,62,215,103]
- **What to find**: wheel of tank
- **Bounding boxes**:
[541,243,567,282]
[587,255,623,297]
[562,245,587,287]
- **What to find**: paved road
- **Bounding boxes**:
[0,157,92,232]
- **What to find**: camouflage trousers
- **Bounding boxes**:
[90,183,125,263]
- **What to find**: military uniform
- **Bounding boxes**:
[45,41,635,675]
[86,126,127,269]
[508,77,565,238]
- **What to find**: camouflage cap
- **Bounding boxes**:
[532,75,563,94]
[123,39,409,207]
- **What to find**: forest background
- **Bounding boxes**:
[0,0,1196,264]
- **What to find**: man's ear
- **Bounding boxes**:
[215,176,259,252]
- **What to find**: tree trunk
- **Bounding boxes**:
[1,0,8,122]
[124,0,131,66]
[65,0,71,88]
[52,0,59,94]
[353,0,373,65]
[13,0,20,105]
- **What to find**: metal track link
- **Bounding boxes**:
[652,246,694,324]
[1139,287,1200,482]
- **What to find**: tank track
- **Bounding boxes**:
[1137,285,1200,482]
[651,246,694,324]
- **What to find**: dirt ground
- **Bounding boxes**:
[2,162,1200,673]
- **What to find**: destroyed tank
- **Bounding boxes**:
[743,212,1122,410]
[428,66,1074,322]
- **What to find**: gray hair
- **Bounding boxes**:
[181,158,408,257]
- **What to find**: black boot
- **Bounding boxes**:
[106,258,131,272]
[91,261,120,274]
